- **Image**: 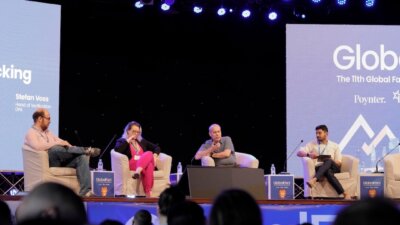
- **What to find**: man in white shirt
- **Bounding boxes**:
[297,124,350,200]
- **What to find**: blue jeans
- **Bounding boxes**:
[48,145,90,195]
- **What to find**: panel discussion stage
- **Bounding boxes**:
[2,166,396,225]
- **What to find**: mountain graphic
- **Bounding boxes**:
[339,114,396,155]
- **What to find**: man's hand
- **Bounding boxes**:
[210,142,220,153]
[297,150,318,159]
[59,140,72,147]
[297,150,308,157]
[308,152,318,159]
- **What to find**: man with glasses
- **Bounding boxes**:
[24,108,101,197]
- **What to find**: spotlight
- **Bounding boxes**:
[134,1,144,8]
[241,9,251,18]
[217,7,226,16]
[268,11,278,21]
[337,0,346,6]
[293,7,307,19]
[365,0,375,7]
[193,6,203,14]
[311,0,321,3]
[161,3,170,10]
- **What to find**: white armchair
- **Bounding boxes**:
[384,153,400,198]
[201,152,259,168]
[22,144,81,194]
[110,149,172,197]
[301,154,359,198]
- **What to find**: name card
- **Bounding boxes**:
[91,171,115,197]
[265,175,294,199]
[360,174,384,199]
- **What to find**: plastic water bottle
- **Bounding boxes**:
[177,162,183,182]
[270,164,276,175]
[97,159,103,171]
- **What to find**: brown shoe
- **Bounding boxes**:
[85,147,101,157]
[306,178,317,188]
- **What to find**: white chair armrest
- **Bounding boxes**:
[235,152,259,168]
[156,153,172,179]
[201,156,215,167]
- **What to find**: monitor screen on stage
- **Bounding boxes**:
[0,1,61,170]
[287,24,400,176]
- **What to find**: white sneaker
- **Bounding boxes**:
[83,190,95,197]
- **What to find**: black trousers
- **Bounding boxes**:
[315,159,344,195]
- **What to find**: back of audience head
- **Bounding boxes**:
[333,197,400,225]
[100,219,124,225]
[132,209,152,225]
[157,185,185,217]
[0,200,12,225]
[209,189,262,225]
[16,182,87,225]
[167,200,205,225]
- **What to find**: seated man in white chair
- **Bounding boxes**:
[24,108,100,197]
[194,124,236,167]
[297,124,351,200]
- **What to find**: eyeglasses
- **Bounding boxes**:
[42,116,51,120]
[131,130,141,134]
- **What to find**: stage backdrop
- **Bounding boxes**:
[0,0,60,170]
[287,24,400,176]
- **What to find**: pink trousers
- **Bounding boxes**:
[129,151,154,196]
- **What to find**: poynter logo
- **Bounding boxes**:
[339,114,397,155]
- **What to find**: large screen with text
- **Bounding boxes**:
[287,24,400,176]
[0,1,60,170]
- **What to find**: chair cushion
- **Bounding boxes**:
[334,172,350,180]
[154,170,165,179]
[394,173,400,181]
[49,167,77,176]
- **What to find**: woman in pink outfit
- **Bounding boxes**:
[114,121,161,197]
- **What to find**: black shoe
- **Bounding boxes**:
[132,173,140,179]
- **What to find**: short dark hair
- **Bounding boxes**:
[158,185,185,216]
[333,197,400,225]
[315,124,328,132]
[0,200,12,225]
[167,200,205,225]
[209,189,262,225]
[133,210,152,225]
[16,182,87,225]
[32,110,45,122]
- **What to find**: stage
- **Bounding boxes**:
[1,195,380,225]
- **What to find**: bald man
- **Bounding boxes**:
[24,108,100,197]
[194,124,236,167]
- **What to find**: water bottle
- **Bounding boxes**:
[270,164,276,175]
[97,159,103,171]
[177,162,183,182]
